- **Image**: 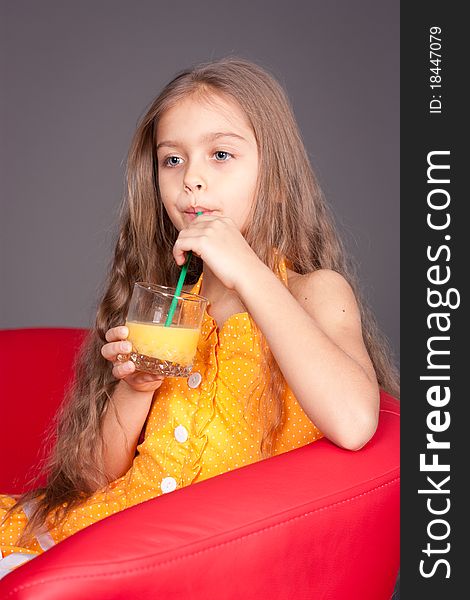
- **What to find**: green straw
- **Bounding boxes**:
[164,211,203,326]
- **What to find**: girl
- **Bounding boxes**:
[0,56,399,576]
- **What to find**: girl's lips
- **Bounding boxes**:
[184,210,214,220]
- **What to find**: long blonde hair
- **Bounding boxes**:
[7,56,399,546]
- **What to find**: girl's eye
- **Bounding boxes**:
[214,151,233,161]
[163,156,183,167]
[162,151,234,168]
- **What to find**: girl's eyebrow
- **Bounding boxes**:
[156,131,248,151]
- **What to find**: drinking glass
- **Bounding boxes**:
[118,282,208,377]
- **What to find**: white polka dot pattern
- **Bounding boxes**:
[0,254,323,560]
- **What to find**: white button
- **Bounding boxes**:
[174,425,189,443]
[160,477,177,494]
[188,371,202,388]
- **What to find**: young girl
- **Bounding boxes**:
[0,56,399,577]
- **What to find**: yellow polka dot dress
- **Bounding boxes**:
[0,256,322,572]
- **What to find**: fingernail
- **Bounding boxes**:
[121,326,129,337]
[121,342,132,352]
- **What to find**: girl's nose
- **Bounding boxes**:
[185,183,203,195]
[183,161,206,193]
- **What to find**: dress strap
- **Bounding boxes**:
[0,552,39,580]
[21,500,56,551]
[276,254,289,287]
[190,273,204,296]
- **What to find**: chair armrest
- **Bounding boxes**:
[0,393,400,600]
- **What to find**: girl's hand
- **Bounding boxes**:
[173,215,261,291]
[101,326,166,393]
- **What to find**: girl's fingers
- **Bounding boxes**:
[105,326,129,343]
[173,216,227,264]
[112,360,136,379]
[111,361,165,384]
[103,326,165,387]
[173,237,204,265]
[101,340,133,361]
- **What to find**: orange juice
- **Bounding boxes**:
[126,320,200,366]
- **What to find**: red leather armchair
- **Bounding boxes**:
[0,328,400,599]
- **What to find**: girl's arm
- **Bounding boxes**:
[237,263,380,450]
[101,381,154,480]
[172,215,380,450]
[100,325,165,480]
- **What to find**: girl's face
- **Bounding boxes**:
[156,92,259,233]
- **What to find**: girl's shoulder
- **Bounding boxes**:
[288,268,376,382]
[287,267,359,318]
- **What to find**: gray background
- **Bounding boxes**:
[0,0,399,366]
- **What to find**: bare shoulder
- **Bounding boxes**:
[288,268,377,382]
[287,269,359,316]
[288,268,358,316]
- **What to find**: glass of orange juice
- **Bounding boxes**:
[119,282,208,377]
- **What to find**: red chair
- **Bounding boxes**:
[0,328,400,599]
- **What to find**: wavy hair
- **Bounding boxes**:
[6,56,399,547]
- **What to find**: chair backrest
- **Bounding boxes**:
[1,381,400,599]
[0,328,400,599]
[0,328,88,494]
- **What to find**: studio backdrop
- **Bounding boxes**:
[0,0,399,366]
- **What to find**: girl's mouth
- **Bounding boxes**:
[184,210,214,219]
